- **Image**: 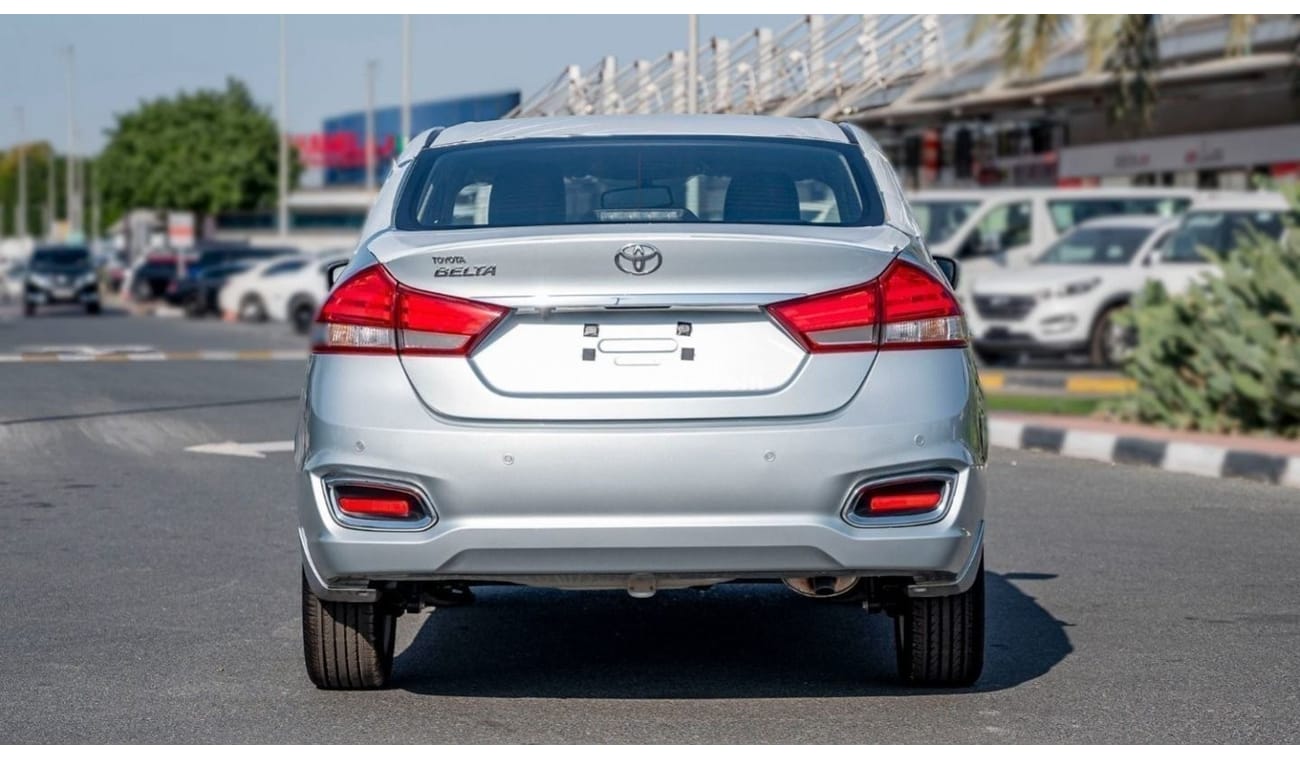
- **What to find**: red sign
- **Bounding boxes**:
[291,132,397,169]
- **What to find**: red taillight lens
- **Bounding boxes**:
[335,485,417,519]
[397,288,507,355]
[313,264,506,355]
[767,259,966,353]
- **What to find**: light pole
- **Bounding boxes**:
[65,45,79,238]
[277,15,290,239]
[687,15,699,114]
[47,142,56,239]
[15,107,27,239]
[401,15,412,149]
[365,59,378,193]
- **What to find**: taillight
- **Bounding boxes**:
[313,264,507,355]
[767,259,966,352]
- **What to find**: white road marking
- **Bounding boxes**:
[185,440,295,459]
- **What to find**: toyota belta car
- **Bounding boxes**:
[297,115,988,690]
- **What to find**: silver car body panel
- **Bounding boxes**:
[301,115,986,597]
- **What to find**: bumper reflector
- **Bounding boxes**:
[335,486,417,519]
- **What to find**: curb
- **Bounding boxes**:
[989,416,1300,489]
[979,371,1137,395]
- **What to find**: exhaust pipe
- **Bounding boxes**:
[783,575,859,598]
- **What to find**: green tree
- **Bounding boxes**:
[97,77,297,236]
[967,15,1260,130]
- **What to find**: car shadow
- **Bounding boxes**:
[392,571,1071,698]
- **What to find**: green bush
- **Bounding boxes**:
[1110,187,1300,438]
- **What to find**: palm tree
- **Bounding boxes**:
[968,14,1260,129]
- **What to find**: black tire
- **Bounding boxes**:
[893,558,984,687]
[301,574,397,690]
[1089,306,1134,368]
[85,302,101,315]
[24,302,36,317]
[238,293,267,323]
[290,299,316,335]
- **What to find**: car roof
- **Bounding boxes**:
[1187,191,1290,212]
[1074,214,1172,230]
[425,115,851,151]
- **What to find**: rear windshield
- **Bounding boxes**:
[31,247,91,270]
[396,137,883,230]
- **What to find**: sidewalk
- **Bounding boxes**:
[990,412,1300,489]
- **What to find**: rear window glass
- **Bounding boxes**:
[1048,197,1191,232]
[396,137,882,230]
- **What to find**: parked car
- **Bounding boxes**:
[217,254,311,322]
[1159,191,1293,264]
[967,216,1178,365]
[23,245,101,316]
[297,115,986,690]
[911,187,1198,309]
[164,244,299,314]
[123,251,193,302]
[1,261,27,305]
[266,253,351,333]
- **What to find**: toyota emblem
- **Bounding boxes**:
[614,243,663,276]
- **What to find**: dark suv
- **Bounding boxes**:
[25,246,100,316]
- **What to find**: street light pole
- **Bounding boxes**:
[401,15,412,149]
[365,59,378,193]
[65,45,79,238]
[15,107,27,239]
[687,14,699,114]
[277,15,290,240]
[46,146,55,239]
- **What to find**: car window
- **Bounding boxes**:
[911,201,979,245]
[263,260,307,277]
[397,136,882,229]
[1163,210,1286,263]
[1048,197,1190,233]
[1037,226,1152,265]
[958,201,1031,259]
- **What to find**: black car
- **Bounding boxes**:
[25,246,100,316]
[133,245,297,303]
[161,246,298,314]
[169,262,253,317]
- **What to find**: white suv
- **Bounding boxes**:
[967,216,1178,366]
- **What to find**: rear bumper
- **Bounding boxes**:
[297,349,988,595]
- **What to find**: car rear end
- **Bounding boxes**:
[296,118,987,689]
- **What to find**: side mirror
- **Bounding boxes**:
[326,261,349,288]
[934,256,960,289]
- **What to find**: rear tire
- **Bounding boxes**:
[238,293,267,322]
[301,574,397,690]
[85,302,101,315]
[24,302,36,317]
[893,558,984,687]
[290,299,316,335]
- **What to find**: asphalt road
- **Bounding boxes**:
[1,305,1298,743]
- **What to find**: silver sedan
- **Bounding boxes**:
[297,115,987,690]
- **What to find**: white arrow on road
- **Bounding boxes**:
[185,440,295,459]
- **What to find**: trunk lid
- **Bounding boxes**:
[371,224,908,421]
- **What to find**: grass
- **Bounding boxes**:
[984,393,1103,417]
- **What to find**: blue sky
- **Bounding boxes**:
[0,14,799,154]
